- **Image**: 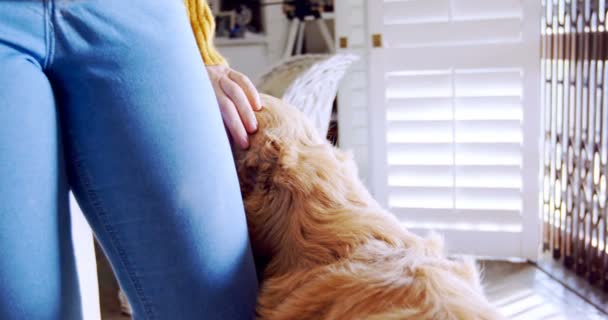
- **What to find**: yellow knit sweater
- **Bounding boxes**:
[185,0,227,66]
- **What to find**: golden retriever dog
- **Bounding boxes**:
[232,94,503,320]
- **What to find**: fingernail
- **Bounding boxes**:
[242,137,250,149]
[251,119,258,132]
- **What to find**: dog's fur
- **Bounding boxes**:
[232,94,503,320]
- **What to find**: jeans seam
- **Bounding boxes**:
[42,0,55,70]
[72,158,156,320]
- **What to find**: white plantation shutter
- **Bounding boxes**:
[367,0,542,258]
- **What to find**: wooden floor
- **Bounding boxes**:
[101,261,608,320]
[481,261,606,320]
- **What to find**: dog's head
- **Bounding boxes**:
[232,95,364,257]
[232,94,328,196]
[233,93,367,195]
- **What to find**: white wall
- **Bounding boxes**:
[216,3,288,80]
[335,0,370,184]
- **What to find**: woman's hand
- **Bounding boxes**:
[207,65,262,149]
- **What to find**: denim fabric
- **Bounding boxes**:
[0,0,258,319]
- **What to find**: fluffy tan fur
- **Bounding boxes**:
[232,94,503,320]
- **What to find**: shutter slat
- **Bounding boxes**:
[385,18,522,47]
[387,143,453,165]
[387,96,522,121]
[383,0,451,25]
[455,96,523,120]
[456,165,521,188]
[386,72,452,99]
[388,186,521,211]
[388,186,454,209]
[455,119,523,143]
[455,69,522,97]
[387,120,453,143]
[382,0,522,25]
[393,208,522,227]
[388,165,453,187]
[403,228,522,256]
[456,187,521,211]
[451,0,522,20]
[388,164,522,188]
[387,120,522,143]
[387,97,452,120]
[387,142,522,166]
[386,43,526,71]
[455,143,522,166]
[386,69,522,99]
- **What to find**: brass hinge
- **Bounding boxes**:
[372,33,383,48]
[339,36,349,49]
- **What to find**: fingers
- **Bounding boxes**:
[219,76,258,134]
[206,65,263,150]
[217,95,249,149]
[228,70,263,111]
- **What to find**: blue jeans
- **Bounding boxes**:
[0,0,258,319]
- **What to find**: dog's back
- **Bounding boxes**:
[258,241,500,320]
[233,95,503,320]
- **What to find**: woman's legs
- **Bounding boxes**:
[0,3,82,316]
[48,0,258,319]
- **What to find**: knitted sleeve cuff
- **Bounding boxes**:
[185,0,228,66]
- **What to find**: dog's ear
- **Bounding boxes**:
[272,141,336,197]
[251,129,339,197]
[259,138,283,170]
[265,135,305,191]
[239,136,283,195]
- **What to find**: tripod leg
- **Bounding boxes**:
[316,19,335,53]
[283,19,300,59]
[295,20,306,55]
